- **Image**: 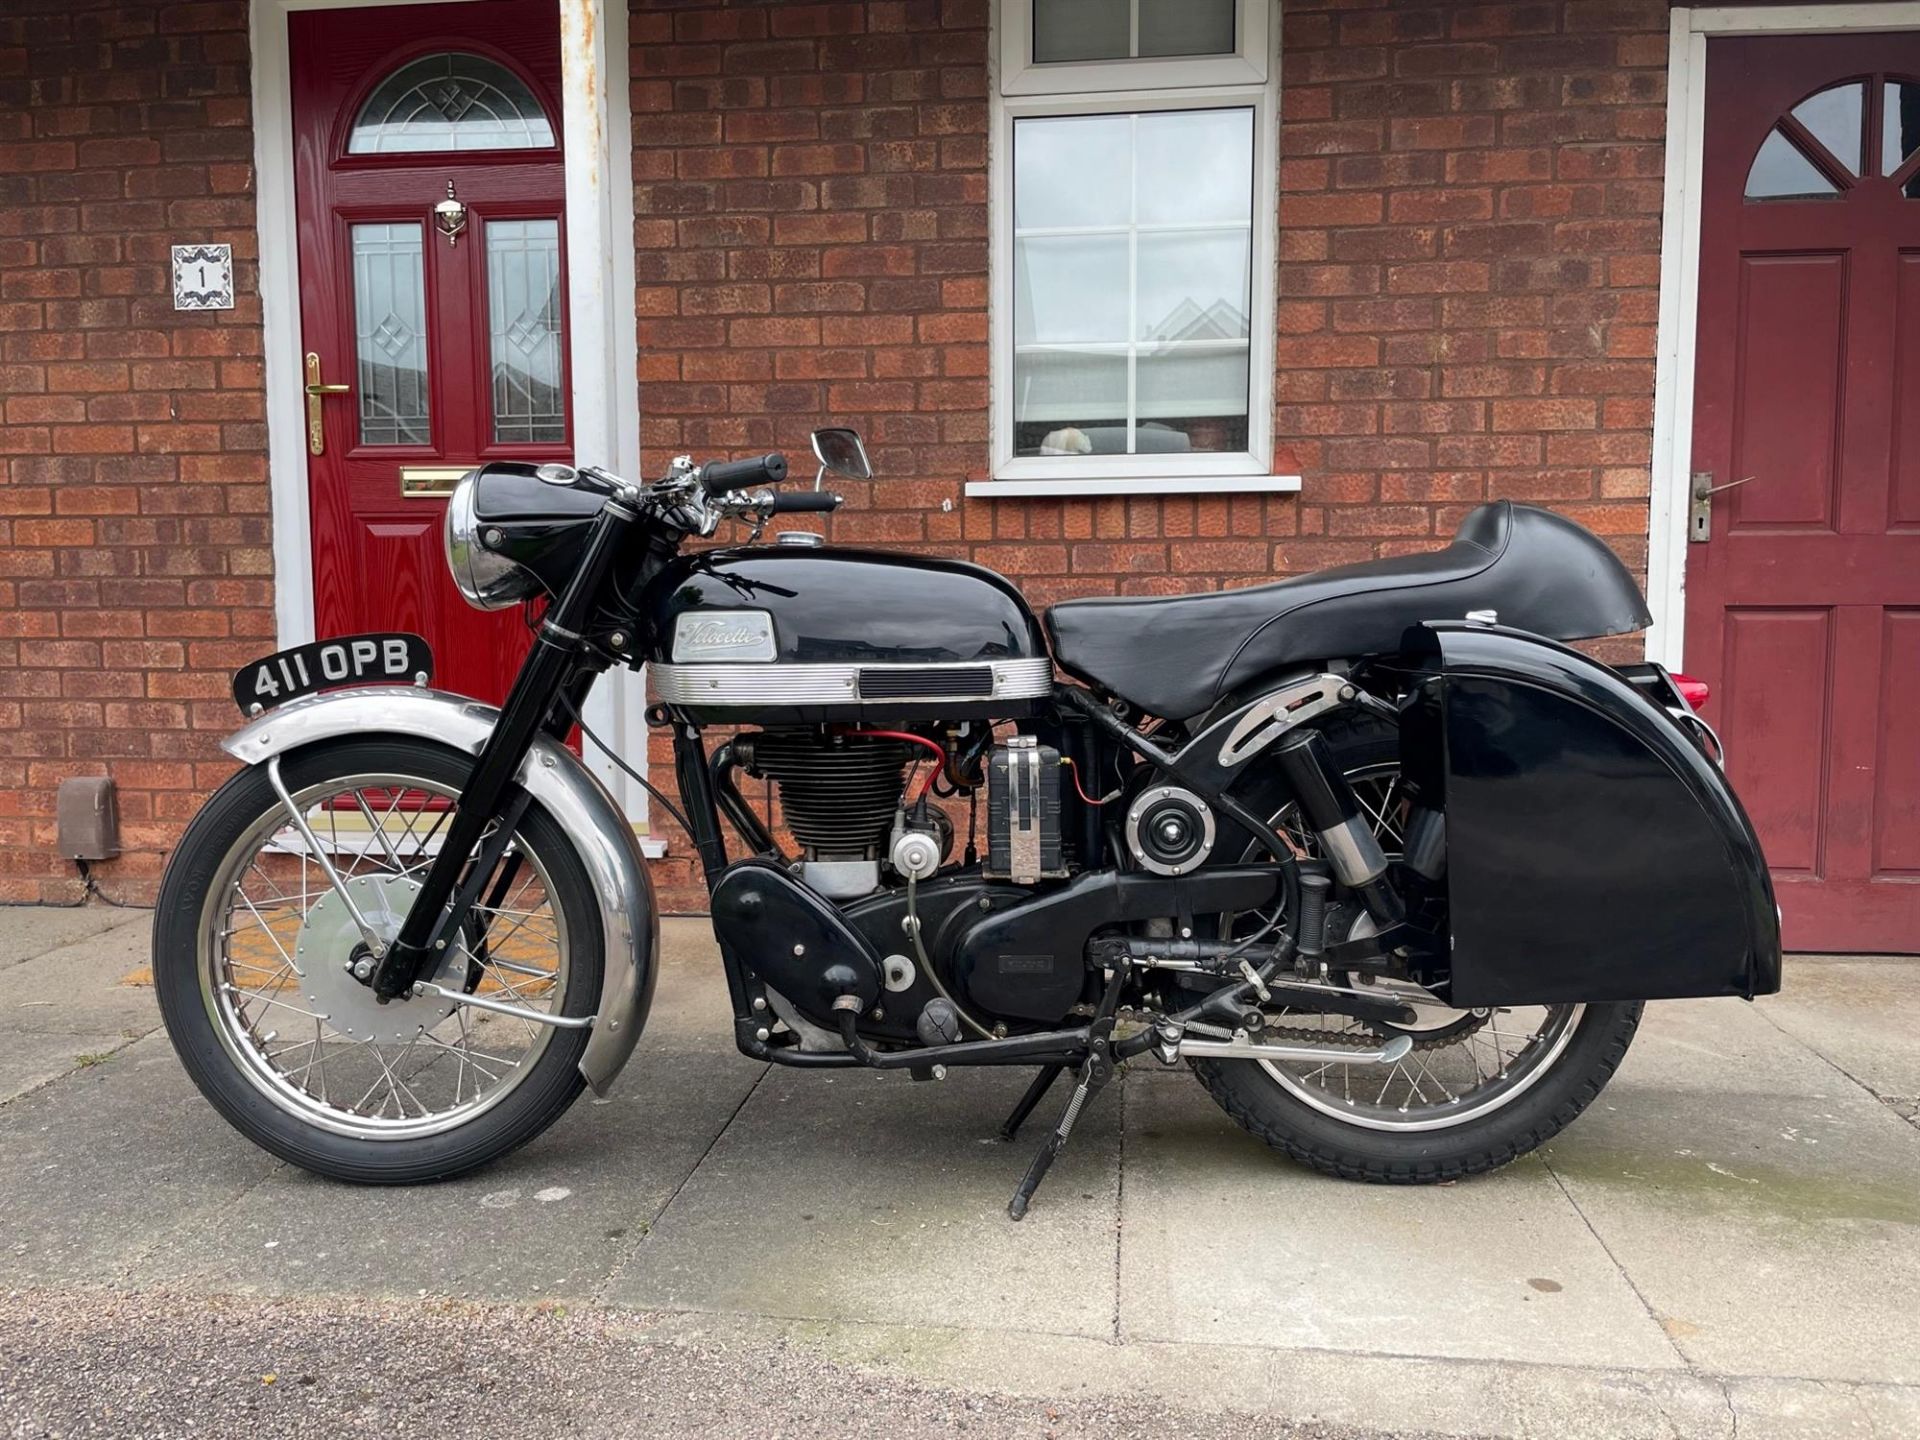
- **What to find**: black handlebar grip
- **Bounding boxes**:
[702,452,789,493]
[768,489,842,513]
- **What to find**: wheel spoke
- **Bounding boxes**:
[203,767,567,1138]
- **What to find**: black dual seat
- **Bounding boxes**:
[1043,500,1651,722]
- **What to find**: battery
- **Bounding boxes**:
[985,735,1067,883]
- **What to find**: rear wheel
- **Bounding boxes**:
[153,737,602,1184]
[1189,714,1642,1183]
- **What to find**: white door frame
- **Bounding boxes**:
[249,0,659,841]
[1650,4,1920,667]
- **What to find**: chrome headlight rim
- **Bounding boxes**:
[444,469,537,612]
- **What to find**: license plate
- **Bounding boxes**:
[232,633,433,714]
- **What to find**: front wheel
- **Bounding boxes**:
[153,736,603,1184]
[1190,714,1642,1183]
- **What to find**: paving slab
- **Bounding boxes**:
[635,917,736,1050]
[1756,958,1920,1103]
[1119,1077,1683,1370]
[0,904,143,970]
[605,1062,1122,1337]
[0,1033,280,1287]
[1616,995,1852,1100]
[134,1047,768,1304]
[0,1029,143,1105]
[1543,1065,1920,1383]
[0,919,159,1037]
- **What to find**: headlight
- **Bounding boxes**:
[444,469,540,611]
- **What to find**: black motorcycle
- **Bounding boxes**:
[153,429,1780,1217]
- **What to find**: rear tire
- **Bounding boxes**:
[1189,714,1642,1183]
[154,737,602,1184]
[1191,1003,1641,1183]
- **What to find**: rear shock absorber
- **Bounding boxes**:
[1270,729,1404,929]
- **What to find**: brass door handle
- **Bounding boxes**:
[304,351,351,456]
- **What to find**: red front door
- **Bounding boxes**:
[290,0,569,706]
[1689,36,1920,952]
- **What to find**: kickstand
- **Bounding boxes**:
[1007,1026,1115,1221]
[998,1063,1064,1142]
[1006,960,1130,1222]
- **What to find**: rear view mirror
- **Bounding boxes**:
[810,426,872,483]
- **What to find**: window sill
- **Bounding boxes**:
[965,473,1302,499]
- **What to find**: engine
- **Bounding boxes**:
[735,729,954,900]
[716,725,1126,1039]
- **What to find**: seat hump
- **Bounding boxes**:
[1043,501,1650,720]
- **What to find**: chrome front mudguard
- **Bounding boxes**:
[221,686,657,1097]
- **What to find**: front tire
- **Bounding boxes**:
[154,737,603,1184]
[1190,713,1642,1183]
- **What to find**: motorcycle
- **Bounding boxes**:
[153,428,1780,1217]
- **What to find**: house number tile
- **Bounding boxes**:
[171,243,234,311]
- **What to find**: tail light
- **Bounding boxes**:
[1671,672,1710,710]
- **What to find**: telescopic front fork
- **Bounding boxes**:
[366,497,640,1000]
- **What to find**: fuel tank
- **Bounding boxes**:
[641,544,1053,722]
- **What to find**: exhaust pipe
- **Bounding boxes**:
[1172,1031,1414,1065]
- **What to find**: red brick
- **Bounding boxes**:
[3,0,1672,902]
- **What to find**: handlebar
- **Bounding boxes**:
[766,489,841,513]
[701,452,788,494]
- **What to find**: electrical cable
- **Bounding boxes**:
[558,692,696,837]
[1061,755,1116,807]
[905,871,995,1040]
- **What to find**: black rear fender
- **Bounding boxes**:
[1402,621,1781,1006]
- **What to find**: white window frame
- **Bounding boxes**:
[980,0,1292,498]
[999,0,1271,95]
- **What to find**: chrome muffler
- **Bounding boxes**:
[1166,1030,1414,1066]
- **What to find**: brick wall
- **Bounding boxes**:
[0,0,265,903]
[0,0,1671,909]
[628,0,1669,909]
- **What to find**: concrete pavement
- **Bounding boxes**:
[2,904,1917,1438]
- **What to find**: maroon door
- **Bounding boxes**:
[290,0,570,706]
[1689,36,1920,952]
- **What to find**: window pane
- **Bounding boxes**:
[351,223,429,446]
[1138,0,1234,57]
[1008,103,1256,465]
[1790,82,1862,175]
[1745,128,1837,199]
[486,219,566,445]
[1883,81,1920,189]
[1137,347,1249,453]
[1015,235,1128,344]
[1135,108,1253,225]
[1013,114,1130,230]
[1013,350,1127,457]
[1137,231,1250,342]
[1032,0,1127,63]
[349,52,554,154]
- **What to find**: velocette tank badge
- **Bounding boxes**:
[671,610,776,662]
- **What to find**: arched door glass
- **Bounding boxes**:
[1746,75,1920,200]
[348,52,555,154]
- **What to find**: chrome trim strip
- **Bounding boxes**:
[222,686,656,1097]
[651,656,1055,706]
